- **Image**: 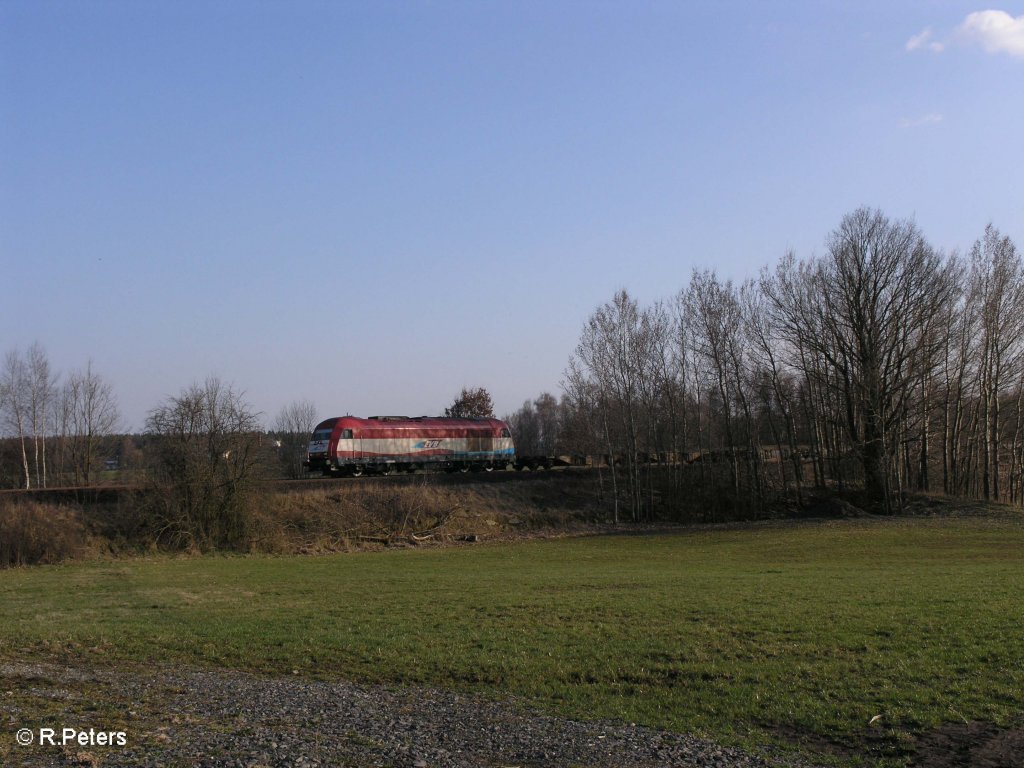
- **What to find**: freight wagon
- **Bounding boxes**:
[305,415,515,476]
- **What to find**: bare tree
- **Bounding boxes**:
[1,349,32,488]
[505,400,541,456]
[444,386,495,418]
[686,271,744,499]
[569,290,649,519]
[60,361,121,485]
[933,255,975,495]
[533,393,562,455]
[25,344,57,488]
[505,392,565,459]
[783,209,951,510]
[761,252,831,487]
[274,399,318,479]
[652,295,691,492]
[633,302,667,508]
[563,357,620,522]
[745,278,804,505]
[969,225,1024,501]
[145,378,263,549]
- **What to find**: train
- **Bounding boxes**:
[305,415,516,476]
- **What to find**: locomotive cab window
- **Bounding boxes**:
[312,429,332,442]
[341,429,353,439]
[501,428,511,438]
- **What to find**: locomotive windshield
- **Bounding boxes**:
[311,428,332,442]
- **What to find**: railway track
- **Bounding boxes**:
[0,485,132,504]
[0,465,585,504]
[276,464,583,491]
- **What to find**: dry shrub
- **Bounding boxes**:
[249,476,609,554]
[356,483,461,534]
[249,482,464,554]
[0,498,88,567]
[81,489,157,552]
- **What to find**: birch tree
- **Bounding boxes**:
[567,291,651,521]
[970,224,1024,500]
[26,343,57,488]
[61,362,121,484]
[1,350,32,488]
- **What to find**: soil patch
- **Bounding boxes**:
[912,721,1024,767]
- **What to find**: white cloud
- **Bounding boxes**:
[956,10,1024,57]
[905,27,944,52]
[899,113,944,129]
[906,27,931,50]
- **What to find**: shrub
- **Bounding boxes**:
[0,499,87,567]
[249,482,464,553]
[144,378,263,550]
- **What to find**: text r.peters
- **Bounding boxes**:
[38,728,127,747]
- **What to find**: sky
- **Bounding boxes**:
[2,1,1022,432]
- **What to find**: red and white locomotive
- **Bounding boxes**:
[305,415,516,476]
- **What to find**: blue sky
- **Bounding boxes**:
[3,1,1022,431]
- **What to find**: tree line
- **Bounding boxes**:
[0,349,313,490]
[0,345,120,488]
[524,208,1023,520]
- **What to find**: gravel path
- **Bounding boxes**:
[2,661,820,768]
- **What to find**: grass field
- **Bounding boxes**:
[2,512,1023,765]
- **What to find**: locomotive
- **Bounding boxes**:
[305,415,515,476]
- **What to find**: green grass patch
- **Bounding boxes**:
[2,514,1023,765]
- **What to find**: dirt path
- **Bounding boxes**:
[2,661,817,768]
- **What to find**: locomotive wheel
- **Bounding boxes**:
[351,466,364,477]
[379,464,393,476]
[484,465,494,472]
[458,464,470,473]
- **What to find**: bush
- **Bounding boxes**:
[144,378,263,551]
[249,482,463,553]
[0,499,88,567]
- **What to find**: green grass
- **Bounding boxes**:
[2,514,1023,765]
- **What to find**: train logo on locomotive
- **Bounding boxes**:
[417,439,443,449]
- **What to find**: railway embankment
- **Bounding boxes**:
[2,469,988,568]
[0,471,614,566]
[250,471,613,554]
